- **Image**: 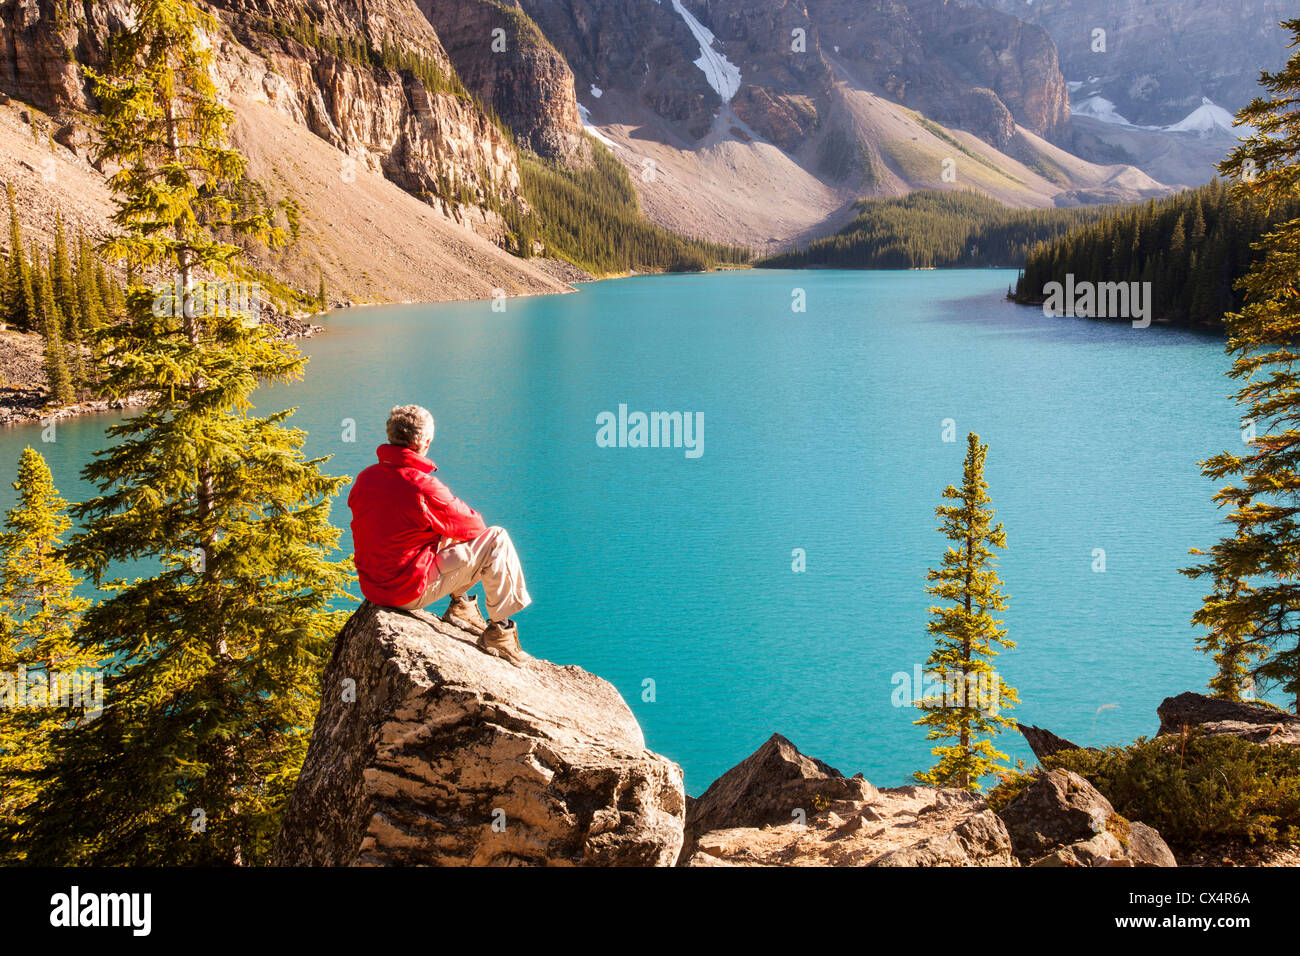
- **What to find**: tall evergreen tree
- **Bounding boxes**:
[51,211,79,344]
[0,448,97,863]
[33,248,74,406]
[3,185,35,331]
[27,0,352,866]
[914,432,1018,791]
[1183,18,1300,712]
[75,234,106,386]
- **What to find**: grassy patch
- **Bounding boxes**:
[909,111,1026,187]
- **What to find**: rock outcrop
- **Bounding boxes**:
[513,0,1069,149]
[685,733,877,849]
[996,769,1176,867]
[984,0,1294,127]
[682,735,1016,867]
[1156,692,1300,746]
[274,602,685,866]
[0,0,524,228]
[416,0,590,164]
[1016,722,1086,762]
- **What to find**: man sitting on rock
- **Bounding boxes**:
[348,404,532,665]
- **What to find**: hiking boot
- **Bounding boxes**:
[478,619,530,665]
[442,593,487,634]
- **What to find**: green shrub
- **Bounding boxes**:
[1043,734,1300,846]
[986,764,1036,814]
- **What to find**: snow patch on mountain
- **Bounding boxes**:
[577,103,618,149]
[655,0,742,102]
[1072,90,1248,137]
[1165,97,1237,134]
[1073,95,1130,126]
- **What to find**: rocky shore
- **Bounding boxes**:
[274,602,1299,867]
[0,300,323,427]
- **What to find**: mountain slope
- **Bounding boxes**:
[413,0,590,164]
[0,0,575,303]
[982,0,1292,186]
[439,0,1172,251]
[982,0,1292,128]
[579,67,1166,252]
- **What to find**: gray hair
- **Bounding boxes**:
[387,405,435,449]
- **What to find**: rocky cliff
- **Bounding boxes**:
[982,0,1293,127]
[511,0,1068,150]
[415,0,589,164]
[806,0,1069,142]
[273,603,685,866]
[1,0,524,226]
[0,0,580,305]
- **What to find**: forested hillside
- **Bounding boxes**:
[514,143,752,275]
[1010,179,1300,328]
[758,191,1108,270]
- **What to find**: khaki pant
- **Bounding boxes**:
[399,526,532,622]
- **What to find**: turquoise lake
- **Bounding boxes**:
[0,268,1253,793]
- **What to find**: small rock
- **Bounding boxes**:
[1032,831,1128,867]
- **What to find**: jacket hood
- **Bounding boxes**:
[376,444,437,473]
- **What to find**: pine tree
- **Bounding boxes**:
[316,268,326,311]
[1183,18,1300,712]
[25,0,352,866]
[74,234,102,331]
[3,185,36,331]
[33,248,74,406]
[75,235,107,386]
[0,448,96,863]
[914,432,1019,791]
[51,211,79,345]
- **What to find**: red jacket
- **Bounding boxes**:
[348,444,487,607]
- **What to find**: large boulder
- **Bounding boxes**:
[684,779,1017,867]
[997,770,1176,867]
[1030,821,1177,868]
[273,602,685,866]
[681,736,1015,867]
[684,733,877,849]
[998,770,1114,860]
[1157,692,1300,745]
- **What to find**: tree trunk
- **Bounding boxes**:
[166,92,239,866]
